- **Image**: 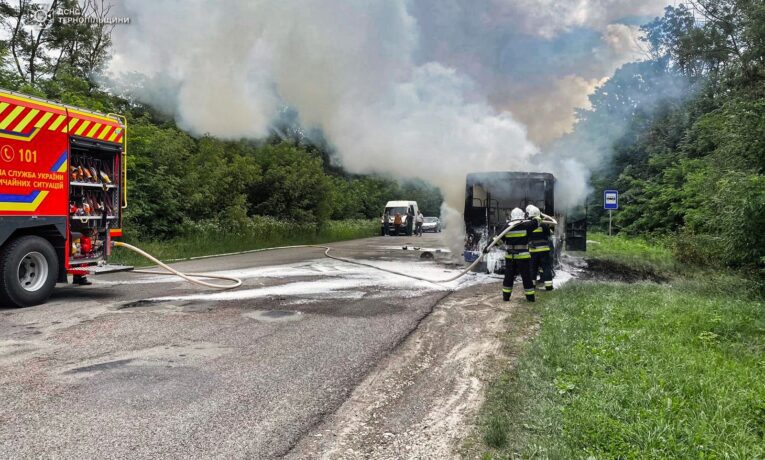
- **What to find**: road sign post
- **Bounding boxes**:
[604,190,618,236]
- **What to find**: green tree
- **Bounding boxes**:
[0,0,113,86]
[249,143,331,224]
[125,121,195,238]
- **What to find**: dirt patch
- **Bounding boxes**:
[285,282,522,459]
[581,257,669,283]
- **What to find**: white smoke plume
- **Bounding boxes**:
[110,0,537,207]
[108,0,669,217]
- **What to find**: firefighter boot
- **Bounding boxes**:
[502,287,511,302]
[73,275,92,286]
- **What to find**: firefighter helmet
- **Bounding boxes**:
[510,207,525,221]
[526,204,541,218]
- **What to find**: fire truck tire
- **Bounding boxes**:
[0,236,59,308]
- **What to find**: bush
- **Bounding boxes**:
[679,172,765,268]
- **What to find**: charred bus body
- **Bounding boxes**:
[463,171,566,273]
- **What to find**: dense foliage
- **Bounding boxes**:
[124,126,443,238]
[583,1,765,270]
[0,1,443,241]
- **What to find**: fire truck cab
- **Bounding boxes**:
[0,89,130,307]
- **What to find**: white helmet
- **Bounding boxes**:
[526,204,541,219]
[510,207,525,221]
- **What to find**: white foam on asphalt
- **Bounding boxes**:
[379,246,452,253]
[130,258,500,303]
[99,262,353,285]
[152,278,373,302]
[107,256,576,303]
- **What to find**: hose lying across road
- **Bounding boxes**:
[113,215,557,290]
[114,241,244,290]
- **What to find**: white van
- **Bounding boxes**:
[381,200,419,236]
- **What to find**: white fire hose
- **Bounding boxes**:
[113,214,557,290]
[114,241,243,289]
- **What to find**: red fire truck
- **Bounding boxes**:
[0,89,131,307]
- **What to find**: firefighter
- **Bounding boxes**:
[526,205,554,291]
[502,207,538,302]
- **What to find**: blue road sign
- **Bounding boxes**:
[604,190,618,210]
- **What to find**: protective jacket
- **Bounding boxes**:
[502,219,538,301]
[529,220,554,290]
[502,219,537,256]
[530,223,551,252]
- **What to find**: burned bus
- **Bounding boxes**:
[463,171,584,273]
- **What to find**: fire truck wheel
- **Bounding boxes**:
[0,236,59,308]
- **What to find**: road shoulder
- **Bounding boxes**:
[286,282,529,459]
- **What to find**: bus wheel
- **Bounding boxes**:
[0,236,59,308]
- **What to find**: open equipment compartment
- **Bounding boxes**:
[68,135,122,266]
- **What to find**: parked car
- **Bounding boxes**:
[421,217,441,233]
[380,200,419,236]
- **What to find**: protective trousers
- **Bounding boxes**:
[531,249,554,290]
[503,252,535,302]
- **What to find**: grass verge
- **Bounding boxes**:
[109,218,378,267]
[478,234,765,459]
[580,231,677,277]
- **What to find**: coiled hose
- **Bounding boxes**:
[113,217,555,290]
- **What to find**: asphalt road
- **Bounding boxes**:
[0,233,487,458]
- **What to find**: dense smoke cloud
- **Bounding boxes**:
[109,0,670,212]
[109,0,533,207]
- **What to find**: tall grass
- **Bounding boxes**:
[478,232,765,459]
[110,217,378,267]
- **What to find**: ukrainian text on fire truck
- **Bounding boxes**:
[0,169,65,190]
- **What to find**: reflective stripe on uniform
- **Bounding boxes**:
[504,230,526,238]
[530,246,550,253]
[532,227,543,233]
[513,252,531,259]
[545,281,553,287]
[502,287,512,293]
[524,289,535,296]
